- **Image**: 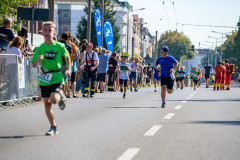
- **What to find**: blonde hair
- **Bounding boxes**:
[98,46,102,52]
[43,21,56,29]
[9,36,24,49]
[94,48,99,53]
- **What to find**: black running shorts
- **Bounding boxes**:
[40,83,61,98]
[120,79,128,87]
[70,72,76,82]
[161,75,174,90]
[205,74,210,79]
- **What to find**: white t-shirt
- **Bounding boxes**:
[119,62,131,80]
[130,62,139,72]
[5,46,21,65]
[83,51,99,66]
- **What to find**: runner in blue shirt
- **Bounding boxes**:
[154,46,178,108]
[153,65,161,92]
[178,66,187,89]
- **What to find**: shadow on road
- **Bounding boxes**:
[0,135,44,139]
[186,121,240,126]
[91,98,122,99]
[108,107,159,109]
[166,99,240,102]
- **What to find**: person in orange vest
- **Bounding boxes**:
[221,62,226,90]
[225,59,234,90]
[213,61,223,90]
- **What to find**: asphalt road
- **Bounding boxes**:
[0,83,240,160]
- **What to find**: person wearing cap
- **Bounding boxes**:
[80,42,99,97]
[118,55,131,98]
[154,46,178,108]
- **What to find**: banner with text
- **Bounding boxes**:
[103,20,114,52]
[94,8,102,47]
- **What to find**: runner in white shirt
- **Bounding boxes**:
[118,55,131,98]
[130,58,139,92]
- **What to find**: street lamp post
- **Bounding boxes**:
[87,0,92,42]
[208,36,223,66]
[154,31,158,62]
[204,41,215,63]
[212,31,232,61]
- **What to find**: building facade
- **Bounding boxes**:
[55,0,87,38]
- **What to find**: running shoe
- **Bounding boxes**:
[120,88,123,92]
[134,89,138,92]
[82,92,89,97]
[46,126,58,136]
[65,94,70,98]
[90,94,94,98]
[58,93,66,110]
[123,94,126,98]
[154,89,157,92]
[100,90,104,93]
[73,94,78,98]
[161,102,166,108]
[130,88,133,92]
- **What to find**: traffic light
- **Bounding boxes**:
[191,45,195,51]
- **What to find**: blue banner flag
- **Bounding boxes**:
[103,20,114,52]
[94,8,102,47]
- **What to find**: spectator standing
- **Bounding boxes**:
[0,18,15,49]
[95,48,110,93]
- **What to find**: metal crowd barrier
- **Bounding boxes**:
[0,54,39,110]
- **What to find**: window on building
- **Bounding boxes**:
[63,10,69,18]
[62,25,69,32]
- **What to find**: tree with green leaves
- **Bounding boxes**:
[0,0,37,31]
[219,30,240,73]
[158,30,195,64]
[77,0,120,52]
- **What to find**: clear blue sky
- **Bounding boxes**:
[126,0,240,48]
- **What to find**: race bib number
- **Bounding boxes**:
[37,71,53,83]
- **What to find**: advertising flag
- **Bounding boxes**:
[103,20,114,52]
[94,8,102,47]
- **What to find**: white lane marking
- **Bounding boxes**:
[181,100,187,103]
[117,148,140,160]
[175,105,182,110]
[163,113,175,119]
[185,96,190,100]
[144,125,162,136]
[189,94,193,97]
